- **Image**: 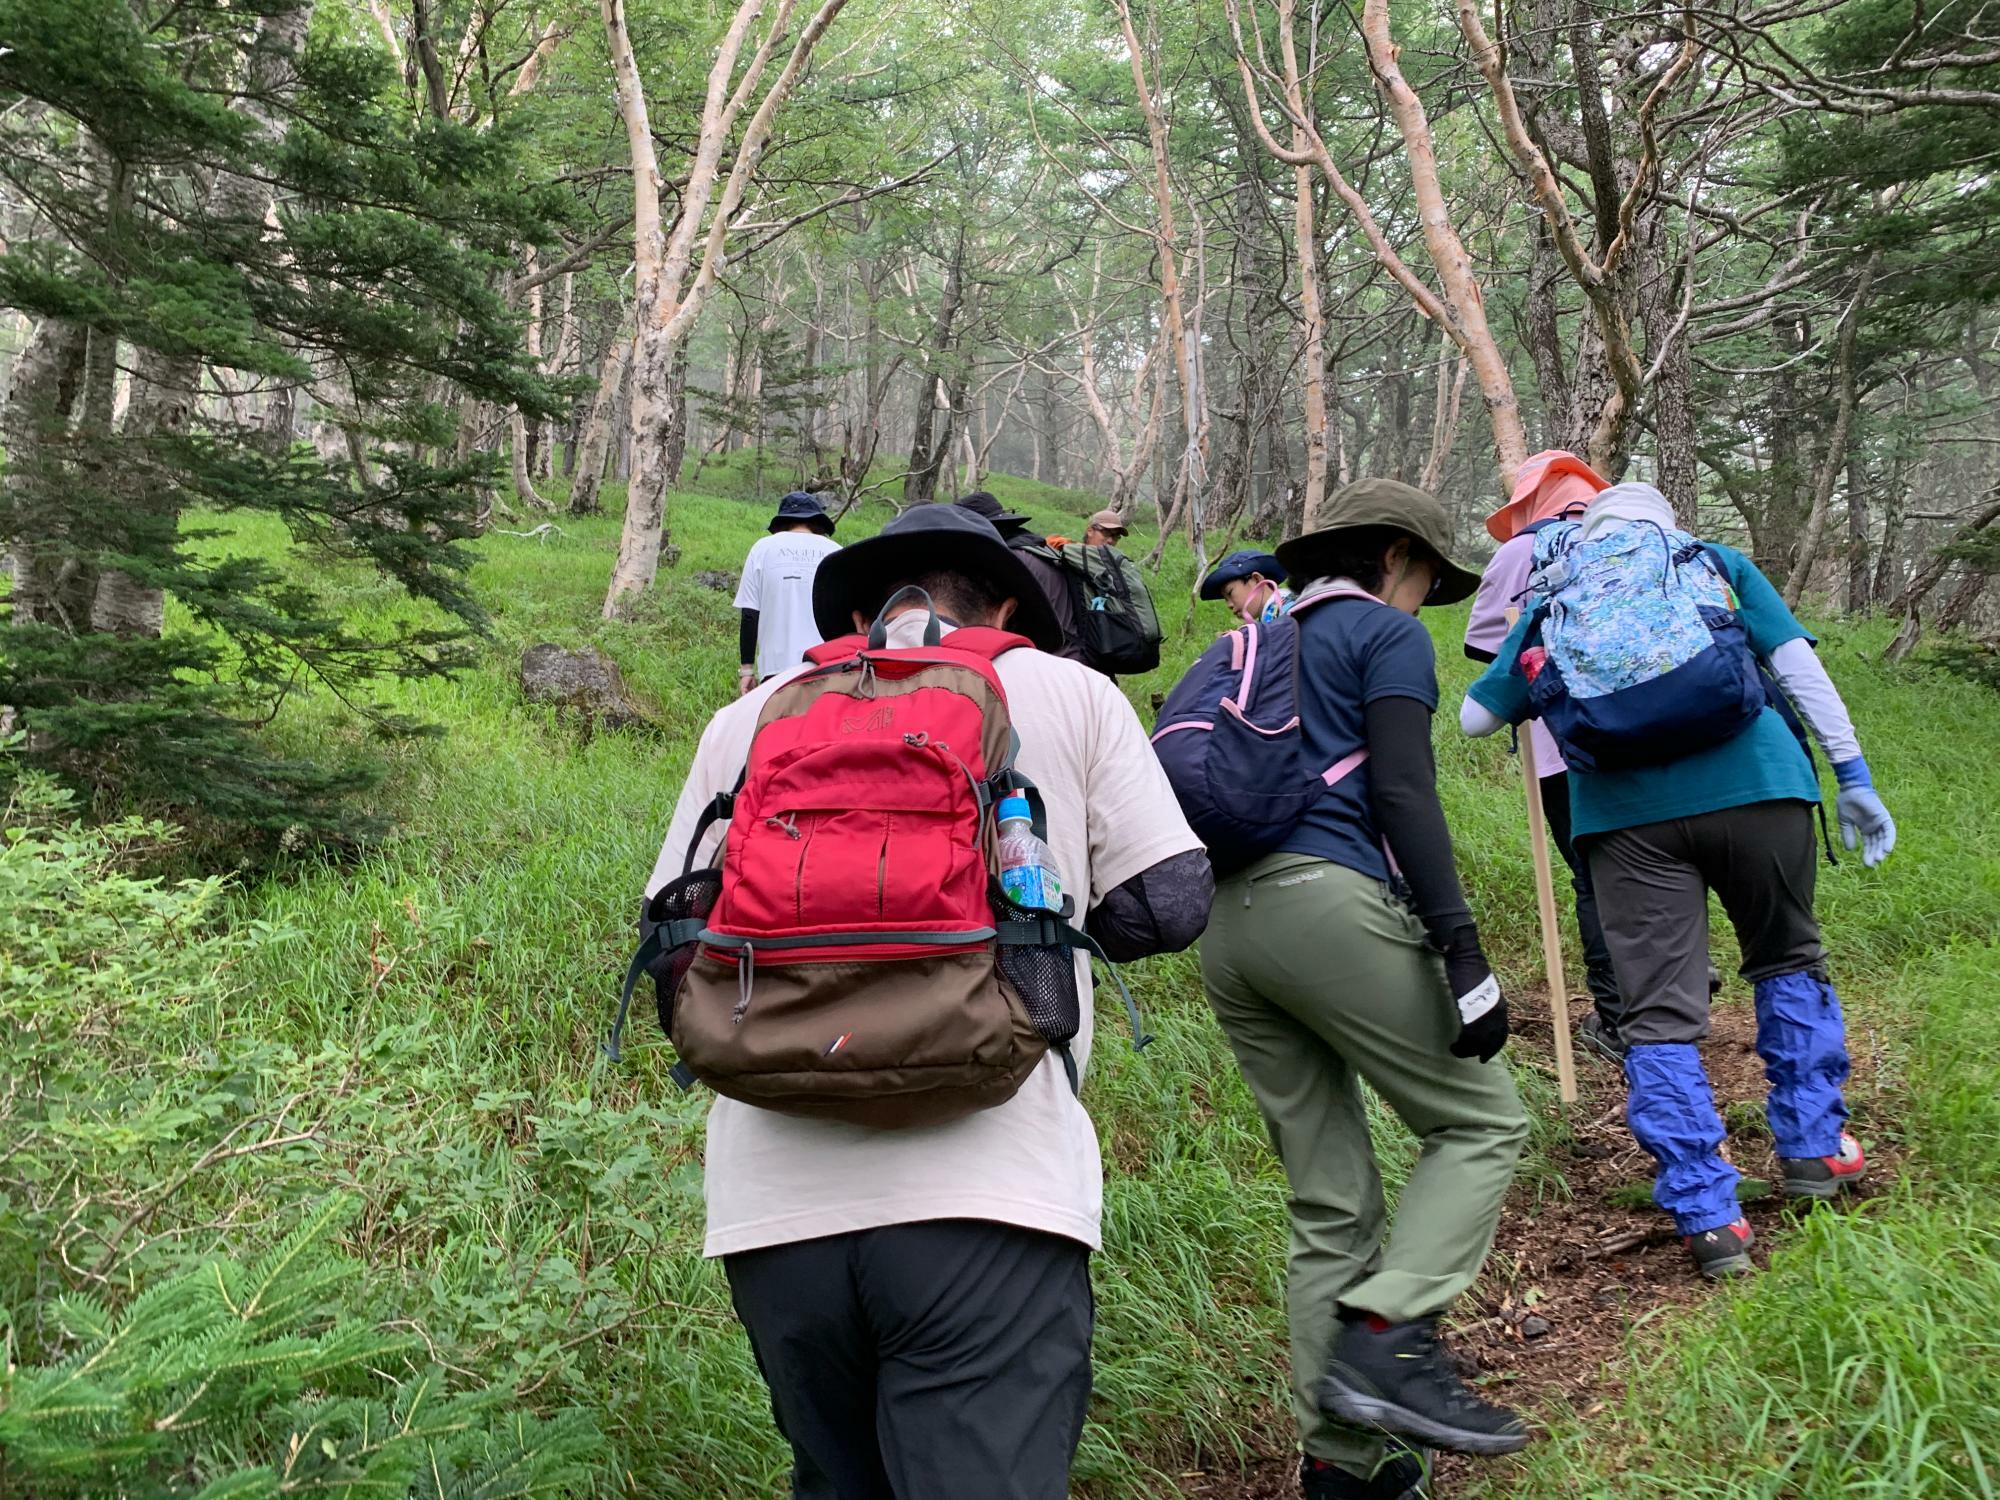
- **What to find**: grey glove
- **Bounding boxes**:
[1832,758,1896,868]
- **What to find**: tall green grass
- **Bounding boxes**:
[43,476,2000,1496]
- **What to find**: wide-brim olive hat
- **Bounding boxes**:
[1275,478,1482,606]
[812,503,1064,652]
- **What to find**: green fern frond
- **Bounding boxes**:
[188,1467,283,1500]
[239,1196,357,1326]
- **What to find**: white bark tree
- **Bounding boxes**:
[599,0,853,617]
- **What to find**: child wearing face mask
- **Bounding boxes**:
[1201,549,1293,624]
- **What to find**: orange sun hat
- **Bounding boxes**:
[1483,449,1611,543]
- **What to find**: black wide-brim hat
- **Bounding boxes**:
[1275,478,1482,605]
[954,492,1032,533]
[812,503,1064,652]
[770,490,835,535]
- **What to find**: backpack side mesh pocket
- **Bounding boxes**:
[643,868,722,1036]
[604,866,721,1063]
[994,896,1082,1048]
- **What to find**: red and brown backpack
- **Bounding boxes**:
[608,590,1146,1129]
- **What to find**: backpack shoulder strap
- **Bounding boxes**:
[678,763,748,877]
[931,626,1035,661]
[1289,581,1385,615]
[806,633,867,665]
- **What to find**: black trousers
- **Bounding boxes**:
[1539,772,1622,1018]
[724,1220,1094,1500]
[1584,799,1827,1047]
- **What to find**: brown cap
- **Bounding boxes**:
[1275,478,1482,605]
[1086,509,1129,535]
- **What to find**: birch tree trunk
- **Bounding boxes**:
[1225,0,1526,493]
[1785,256,1878,608]
[661,341,691,490]
[1846,449,1872,612]
[1359,0,1525,492]
[1293,156,1329,528]
[903,236,965,507]
[1113,0,1210,551]
[3,317,87,629]
[569,334,632,516]
[600,0,852,615]
[504,254,552,510]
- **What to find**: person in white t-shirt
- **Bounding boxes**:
[734,492,841,694]
[648,503,1213,1498]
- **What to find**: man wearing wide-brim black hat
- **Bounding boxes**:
[812,501,1064,650]
[1200,478,1532,1496]
[647,497,1215,1498]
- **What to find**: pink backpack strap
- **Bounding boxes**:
[1322,747,1369,786]
[1290,581,1386,614]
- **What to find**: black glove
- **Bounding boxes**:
[1440,925,1510,1063]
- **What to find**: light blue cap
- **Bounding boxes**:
[996,794,1032,823]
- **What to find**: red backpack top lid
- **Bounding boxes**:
[705,627,1032,952]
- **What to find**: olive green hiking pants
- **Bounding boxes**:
[1200,854,1528,1470]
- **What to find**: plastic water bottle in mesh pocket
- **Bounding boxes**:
[995,895,1082,1048]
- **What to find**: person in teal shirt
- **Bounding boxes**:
[1461,482,1898,1280]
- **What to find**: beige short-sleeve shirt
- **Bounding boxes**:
[647,611,1203,1257]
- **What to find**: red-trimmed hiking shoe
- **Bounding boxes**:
[1685,1217,1755,1279]
[1779,1132,1866,1200]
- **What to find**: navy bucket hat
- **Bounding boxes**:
[1200,549,1288,601]
[769,491,836,535]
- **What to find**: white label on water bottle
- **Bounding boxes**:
[1002,864,1059,912]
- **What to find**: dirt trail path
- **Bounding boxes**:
[1177,993,1892,1498]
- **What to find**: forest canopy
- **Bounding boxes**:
[3,0,1998,825]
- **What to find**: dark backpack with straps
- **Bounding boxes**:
[1025,541,1162,676]
[1149,582,1381,877]
[607,589,1148,1127]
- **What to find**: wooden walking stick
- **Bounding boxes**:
[1506,608,1578,1104]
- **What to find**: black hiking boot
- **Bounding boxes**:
[1300,1450,1428,1499]
[1778,1132,1866,1200]
[1684,1216,1755,1279]
[1318,1317,1530,1458]
[1577,1010,1628,1066]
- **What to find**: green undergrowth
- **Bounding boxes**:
[5,477,1997,1496]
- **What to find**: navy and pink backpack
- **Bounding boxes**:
[1150,582,1377,875]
